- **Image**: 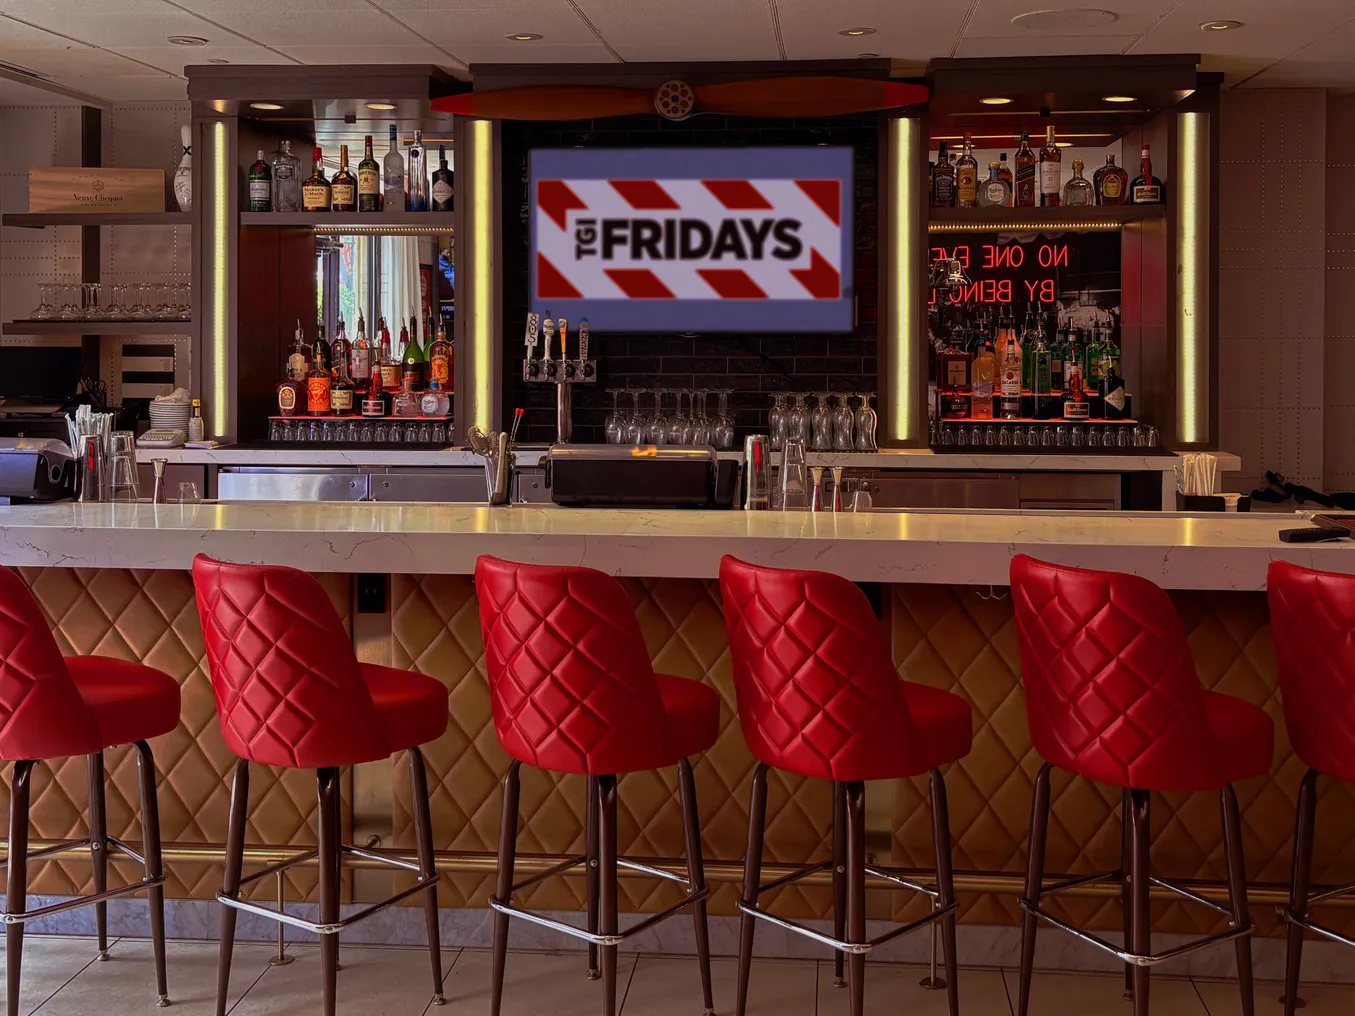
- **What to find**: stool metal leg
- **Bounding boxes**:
[1121,789,1133,1000]
[1129,789,1152,1016]
[86,752,108,961]
[832,781,847,989]
[490,762,521,1016]
[1221,783,1255,1016]
[598,774,620,1016]
[6,761,33,1016]
[844,781,866,1016]
[586,774,600,980]
[735,763,768,1016]
[677,758,714,1016]
[134,740,169,1007]
[1017,762,1052,1016]
[1283,769,1319,1016]
[408,746,445,1006]
[317,766,341,1016]
[216,759,249,1016]
[930,768,960,1016]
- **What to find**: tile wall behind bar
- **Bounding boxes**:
[501,114,880,445]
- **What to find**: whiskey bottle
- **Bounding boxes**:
[1038,127,1061,207]
[351,311,372,389]
[406,130,429,212]
[357,135,381,213]
[431,145,454,212]
[428,315,452,389]
[955,133,979,208]
[1130,144,1163,204]
[997,153,1013,206]
[301,146,330,213]
[331,144,357,213]
[403,315,427,389]
[329,351,355,415]
[314,322,331,372]
[330,316,352,380]
[383,124,405,212]
[286,319,310,383]
[932,141,955,208]
[1014,133,1036,208]
[999,336,1022,419]
[978,161,1011,208]
[275,347,301,417]
[247,150,272,212]
[306,347,332,416]
[1093,154,1128,205]
[1062,159,1095,206]
[379,317,401,390]
[272,140,301,212]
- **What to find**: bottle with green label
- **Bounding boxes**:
[402,315,427,390]
[247,150,272,212]
[1084,326,1105,386]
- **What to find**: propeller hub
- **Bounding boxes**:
[654,79,695,120]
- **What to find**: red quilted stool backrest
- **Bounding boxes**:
[718,555,938,782]
[474,555,678,775]
[0,566,102,760]
[192,554,391,768]
[1268,560,1355,782]
[1010,553,1237,791]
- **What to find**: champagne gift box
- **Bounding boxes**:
[28,167,166,214]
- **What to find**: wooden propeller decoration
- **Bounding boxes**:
[432,76,927,122]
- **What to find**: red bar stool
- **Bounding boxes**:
[475,556,719,1016]
[191,555,449,1016]
[718,556,973,1016]
[0,566,179,1015]
[1267,560,1355,1015]
[1010,554,1273,1016]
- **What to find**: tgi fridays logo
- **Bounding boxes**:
[535,178,843,301]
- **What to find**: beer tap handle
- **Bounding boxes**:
[578,318,590,362]
[524,312,539,359]
[557,318,568,361]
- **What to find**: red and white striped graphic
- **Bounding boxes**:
[535,177,843,301]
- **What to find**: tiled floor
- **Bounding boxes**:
[4,936,1355,1015]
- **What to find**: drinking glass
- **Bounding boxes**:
[693,390,713,447]
[605,390,624,445]
[176,282,192,321]
[30,283,55,321]
[177,482,201,504]
[667,390,687,445]
[769,394,789,451]
[82,282,106,321]
[811,393,832,451]
[779,440,810,511]
[624,389,644,445]
[714,390,735,451]
[107,284,128,320]
[832,393,854,451]
[789,393,811,448]
[648,389,670,446]
[108,432,138,502]
[153,283,176,320]
[853,394,878,452]
[130,283,154,321]
[58,283,82,320]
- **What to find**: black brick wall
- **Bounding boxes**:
[501,114,880,445]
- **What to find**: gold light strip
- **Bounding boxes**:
[209,121,228,438]
[888,117,920,443]
[928,221,1123,233]
[310,226,456,235]
[471,117,493,432]
[1177,112,1209,444]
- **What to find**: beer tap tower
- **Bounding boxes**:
[522,311,597,443]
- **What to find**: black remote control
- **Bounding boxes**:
[1278,527,1348,543]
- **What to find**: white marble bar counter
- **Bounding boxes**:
[0,502,1344,589]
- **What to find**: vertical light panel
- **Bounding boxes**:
[886,117,920,443]
[470,117,493,432]
[207,121,229,438]
[1177,111,1210,444]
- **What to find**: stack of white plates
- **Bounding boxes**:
[149,400,191,431]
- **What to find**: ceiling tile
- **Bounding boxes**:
[0,17,83,49]
[111,43,297,74]
[457,42,615,64]
[777,0,969,61]
[1245,19,1355,88]
[962,1,1163,39]
[578,0,778,62]
[6,46,160,79]
[59,74,187,100]
[1,0,169,15]
[173,0,372,11]
[277,43,455,64]
[381,0,573,9]
[204,10,421,46]
[956,34,1140,58]
[3,10,239,48]
[388,5,599,47]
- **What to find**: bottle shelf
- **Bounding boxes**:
[3,320,192,335]
[241,210,454,231]
[927,204,1165,231]
[2,211,192,228]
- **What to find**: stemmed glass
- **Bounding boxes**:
[769,394,789,451]
[811,392,833,451]
[788,393,811,448]
[153,283,176,320]
[30,283,55,321]
[832,393,855,451]
[714,390,735,451]
[624,389,644,445]
[854,393,878,451]
[57,283,81,320]
[667,390,687,445]
[176,282,192,321]
[129,284,154,321]
[648,389,670,445]
[82,283,107,321]
[605,389,624,445]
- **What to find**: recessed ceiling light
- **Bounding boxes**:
[167,35,209,46]
[980,97,1012,105]
[249,102,283,111]
[206,58,229,64]
[506,33,542,41]
[366,102,397,110]
[1102,95,1136,103]
[838,27,876,36]
[858,52,880,58]
[1012,9,1117,31]
[1200,19,1242,31]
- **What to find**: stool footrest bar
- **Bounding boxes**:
[735,898,954,955]
[0,838,89,869]
[1,874,167,925]
[863,865,939,898]
[1148,875,1234,916]
[105,836,147,867]
[237,849,319,888]
[219,871,439,936]
[1307,880,1355,906]
[1283,911,1355,948]
[509,854,586,895]
[756,861,830,897]
[1020,899,1252,965]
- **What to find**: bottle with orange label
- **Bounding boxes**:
[428,314,452,392]
[306,346,332,415]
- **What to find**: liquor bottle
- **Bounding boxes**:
[331,144,357,213]
[928,160,935,206]
[383,124,405,211]
[1032,333,1052,418]
[329,350,355,415]
[314,322,331,372]
[188,399,204,443]
[1093,154,1128,206]
[1106,328,1121,376]
[406,130,429,212]
[351,311,372,389]
[1084,326,1105,387]
[431,145,454,212]
[1062,159,1095,206]
[428,314,452,390]
[932,141,954,208]
[1038,127,1061,207]
[330,316,352,381]
[286,319,310,383]
[1021,310,1037,391]
[393,376,420,417]
[997,153,1013,206]
[275,345,301,418]
[955,133,979,208]
[360,381,386,418]
[1063,370,1089,420]
[978,161,1011,208]
[272,140,301,212]
[995,305,1016,378]
[1064,332,1083,396]
[357,135,381,213]
[301,147,330,213]
[379,317,400,390]
[939,335,971,392]
[1099,361,1127,420]
[1049,324,1066,393]
[247,150,272,212]
[306,347,332,416]
[1014,133,1036,208]
[999,336,1022,420]
[971,336,995,420]
[1130,144,1163,204]
[403,315,427,389]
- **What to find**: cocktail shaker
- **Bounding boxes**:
[75,434,105,502]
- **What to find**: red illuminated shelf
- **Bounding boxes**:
[927,204,1165,230]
